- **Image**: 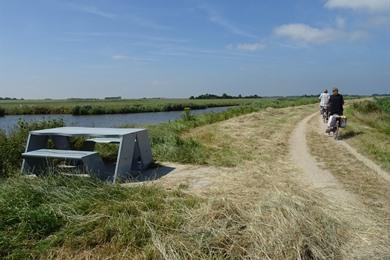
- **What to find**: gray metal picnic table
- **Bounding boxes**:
[21,127,153,183]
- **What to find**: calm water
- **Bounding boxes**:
[0,106,231,133]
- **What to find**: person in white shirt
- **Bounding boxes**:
[319,89,330,117]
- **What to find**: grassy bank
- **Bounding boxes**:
[147,97,317,165]
[0,98,258,115]
[0,97,322,116]
[1,101,357,259]
[0,176,199,259]
[0,97,317,177]
[306,114,390,257]
[342,97,390,171]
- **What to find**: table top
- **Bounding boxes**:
[30,127,145,137]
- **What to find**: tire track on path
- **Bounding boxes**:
[289,112,358,206]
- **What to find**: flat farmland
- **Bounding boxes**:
[0,97,315,115]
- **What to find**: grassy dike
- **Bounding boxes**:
[342,97,390,171]
[1,97,355,259]
[305,100,390,257]
[0,98,259,115]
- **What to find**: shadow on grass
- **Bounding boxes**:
[339,129,363,140]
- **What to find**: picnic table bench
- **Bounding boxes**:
[21,127,153,183]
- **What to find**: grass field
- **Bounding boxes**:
[3,97,386,259]
[342,97,390,171]
[306,105,390,257]
[0,97,317,177]
[0,98,262,115]
[0,102,354,259]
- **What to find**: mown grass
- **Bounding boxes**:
[342,97,390,171]
[306,116,390,257]
[1,97,359,259]
[0,175,199,259]
[0,173,354,259]
[147,97,317,165]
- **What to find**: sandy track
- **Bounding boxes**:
[289,113,357,205]
[316,114,390,182]
[339,139,390,182]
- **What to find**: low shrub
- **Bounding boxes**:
[0,107,5,116]
[375,97,390,114]
[351,100,381,113]
[0,119,64,178]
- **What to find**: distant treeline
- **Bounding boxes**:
[372,94,390,97]
[190,93,261,99]
[104,96,122,100]
[0,97,24,100]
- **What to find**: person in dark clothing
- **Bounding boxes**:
[326,88,344,134]
[328,88,344,115]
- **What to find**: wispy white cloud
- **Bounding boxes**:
[199,5,257,38]
[274,24,340,44]
[70,4,116,19]
[325,0,390,12]
[274,22,366,45]
[227,42,266,51]
[68,3,170,30]
[112,54,129,60]
[112,54,155,63]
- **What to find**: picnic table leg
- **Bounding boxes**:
[21,134,48,174]
[136,131,153,169]
[113,133,135,183]
[82,155,106,179]
[23,157,46,174]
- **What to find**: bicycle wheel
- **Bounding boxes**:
[334,126,339,140]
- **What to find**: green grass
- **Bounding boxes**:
[342,97,390,171]
[0,98,258,115]
[0,175,198,259]
[0,97,360,259]
[0,97,317,178]
[0,97,321,116]
[145,97,317,165]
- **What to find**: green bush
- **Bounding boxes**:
[182,107,194,121]
[347,98,390,135]
[0,119,64,178]
[0,107,5,117]
[351,100,381,113]
[375,97,390,114]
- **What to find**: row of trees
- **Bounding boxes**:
[190,93,261,99]
[0,97,23,100]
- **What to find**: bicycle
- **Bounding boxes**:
[320,106,329,123]
[332,115,347,140]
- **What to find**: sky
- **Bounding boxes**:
[0,0,389,99]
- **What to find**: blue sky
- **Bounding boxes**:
[0,0,389,98]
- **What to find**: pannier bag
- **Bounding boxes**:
[339,116,347,128]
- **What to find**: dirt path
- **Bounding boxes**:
[339,138,390,182]
[316,114,390,182]
[289,113,358,205]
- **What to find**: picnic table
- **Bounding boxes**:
[21,127,153,183]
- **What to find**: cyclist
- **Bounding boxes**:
[326,87,344,134]
[319,89,329,119]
